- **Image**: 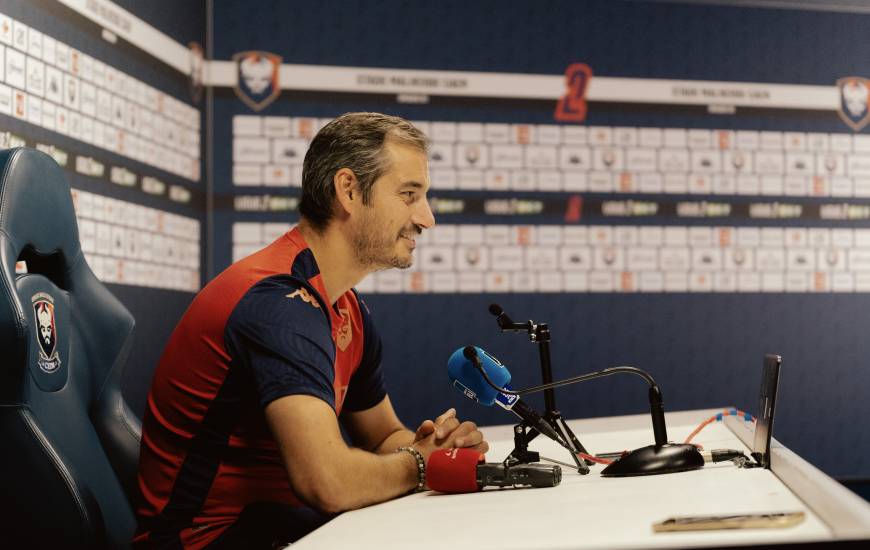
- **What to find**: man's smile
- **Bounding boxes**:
[400,234,416,248]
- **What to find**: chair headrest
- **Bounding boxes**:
[0,148,81,278]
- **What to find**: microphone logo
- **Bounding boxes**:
[495,389,520,409]
[452,379,479,402]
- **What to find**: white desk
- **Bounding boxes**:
[293,409,870,549]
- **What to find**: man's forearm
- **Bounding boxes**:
[373,427,416,454]
[312,445,419,513]
[268,396,421,515]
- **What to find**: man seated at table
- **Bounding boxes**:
[134,112,489,549]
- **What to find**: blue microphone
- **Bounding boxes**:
[447,346,565,445]
[447,346,516,407]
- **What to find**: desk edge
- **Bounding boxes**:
[725,414,870,540]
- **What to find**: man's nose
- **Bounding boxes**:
[413,196,436,229]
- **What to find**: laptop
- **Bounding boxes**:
[751,354,782,469]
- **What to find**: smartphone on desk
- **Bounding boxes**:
[653,511,805,532]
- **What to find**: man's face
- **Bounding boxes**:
[349,141,435,270]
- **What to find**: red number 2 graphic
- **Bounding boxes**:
[554,63,592,122]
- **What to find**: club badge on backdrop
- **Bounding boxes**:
[189,42,205,103]
[32,292,61,373]
[837,76,870,131]
[233,50,282,111]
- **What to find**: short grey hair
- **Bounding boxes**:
[299,112,428,231]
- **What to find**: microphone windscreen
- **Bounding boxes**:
[427,448,484,494]
[447,346,512,406]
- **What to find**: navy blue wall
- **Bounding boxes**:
[211,0,870,479]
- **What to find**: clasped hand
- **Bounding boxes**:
[412,408,489,458]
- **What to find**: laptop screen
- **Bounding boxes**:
[752,354,782,468]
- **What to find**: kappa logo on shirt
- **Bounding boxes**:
[335,308,353,352]
[286,287,320,308]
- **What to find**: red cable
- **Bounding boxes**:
[578,452,614,465]
[684,409,755,445]
[684,416,717,445]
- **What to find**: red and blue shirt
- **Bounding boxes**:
[135,228,385,548]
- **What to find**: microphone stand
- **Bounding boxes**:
[486,305,704,477]
[489,305,592,474]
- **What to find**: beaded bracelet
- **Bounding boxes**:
[396,446,426,493]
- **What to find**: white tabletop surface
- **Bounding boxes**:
[293,410,834,549]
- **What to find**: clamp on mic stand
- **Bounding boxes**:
[489,304,592,474]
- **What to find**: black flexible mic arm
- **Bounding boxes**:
[462,346,669,446]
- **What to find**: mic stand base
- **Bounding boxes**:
[600,443,704,477]
[546,410,592,472]
[503,422,590,474]
[503,423,540,467]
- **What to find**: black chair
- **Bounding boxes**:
[0,148,140,548]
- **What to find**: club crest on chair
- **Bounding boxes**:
[32,292,61,373]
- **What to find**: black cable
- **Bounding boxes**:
[700,449,749,463]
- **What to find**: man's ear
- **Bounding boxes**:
[333,168,360,215]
